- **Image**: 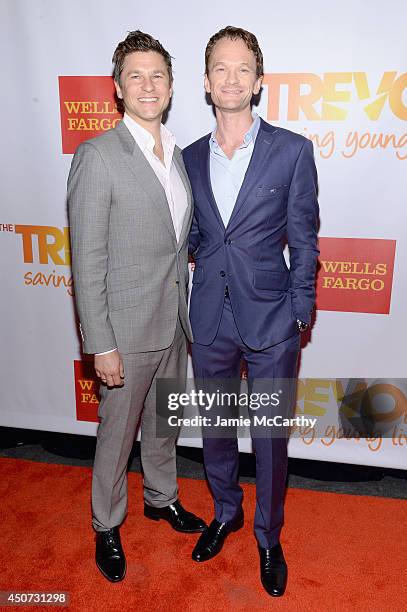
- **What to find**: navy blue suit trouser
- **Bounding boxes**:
[192,297,300,549]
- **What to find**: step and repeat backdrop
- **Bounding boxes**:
[1,0,406,468]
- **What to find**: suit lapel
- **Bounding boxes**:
[199,136,226,230]
[114,121,177,244]
[227,120,280,228]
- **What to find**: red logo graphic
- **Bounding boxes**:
[74,359,100,422]
[59,76,122,154]
[316,237,396,314]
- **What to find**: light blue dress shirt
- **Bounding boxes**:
[209,113,261,228]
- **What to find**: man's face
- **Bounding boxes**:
[115,51,172,126]
[205,37,262,113]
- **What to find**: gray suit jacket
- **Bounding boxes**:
[68,120,193,355]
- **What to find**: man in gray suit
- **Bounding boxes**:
[68,30,206,582]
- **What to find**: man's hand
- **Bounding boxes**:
[94,350,125,387]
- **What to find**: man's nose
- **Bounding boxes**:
[225,69,239,84]
[142,77,155,91]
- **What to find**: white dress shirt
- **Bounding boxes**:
[123,113,188,241]
[209,113,260,227]
[97,114,188,356]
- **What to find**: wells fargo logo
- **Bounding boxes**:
[263,72,407,121]
[74,360,100,422]
[1,223,73,294]
[316,237,396,314]
[59,76,122,154]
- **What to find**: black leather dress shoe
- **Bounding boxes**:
[95,527,126,582]
[144,499,206,533]
[192,511,244,562]
[259,542,287,597]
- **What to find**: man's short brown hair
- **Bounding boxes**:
[112,30,173,85]
[205,26,264,78]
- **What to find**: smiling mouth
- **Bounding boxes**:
[138,97,159,102]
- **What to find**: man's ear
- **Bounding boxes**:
[204,74,211,94]
[114,79,123,99]
[253,75,263,95]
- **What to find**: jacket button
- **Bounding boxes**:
[220,271,226,277]
[225,239,232,245]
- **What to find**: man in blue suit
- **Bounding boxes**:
[182,26,319,596]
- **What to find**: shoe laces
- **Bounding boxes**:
[101,529,120,549]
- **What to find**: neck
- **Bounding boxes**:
[214,108,254,147]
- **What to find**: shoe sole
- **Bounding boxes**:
[192,518,244,562]
[144,508,206,533]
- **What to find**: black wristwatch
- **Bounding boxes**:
[296,319,309,332]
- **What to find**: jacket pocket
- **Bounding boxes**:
[253,269,290,290]
[107,264,140,293]
[256,185,288,198]
[108,286,142,311]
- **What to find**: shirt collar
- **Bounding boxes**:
[123,113,176,158]
[210,112,260,153]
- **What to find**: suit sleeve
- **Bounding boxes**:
[67,142,117,354]
[287,139,320,324]
[182,147,201,256]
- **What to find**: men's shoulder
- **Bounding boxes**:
[182,133,211,162]
[260,118,310,150]
[73,121,124,156]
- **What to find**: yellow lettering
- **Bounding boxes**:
[321,72,352,120]
[64,101,82,113]
[79,380,93,391]
[375,263,387,275]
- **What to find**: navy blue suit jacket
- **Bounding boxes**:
[183,118,319,350]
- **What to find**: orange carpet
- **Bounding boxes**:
[0,457,406,611]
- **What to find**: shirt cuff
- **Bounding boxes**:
[95,348,118,356]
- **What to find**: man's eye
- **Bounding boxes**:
[131,75,140,79]
[153,74,163,79]
[216,67,225,72]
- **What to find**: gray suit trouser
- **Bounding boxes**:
[92,318,187,532]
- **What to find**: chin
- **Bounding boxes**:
[218,98,245,108]
[219,104,245,112]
